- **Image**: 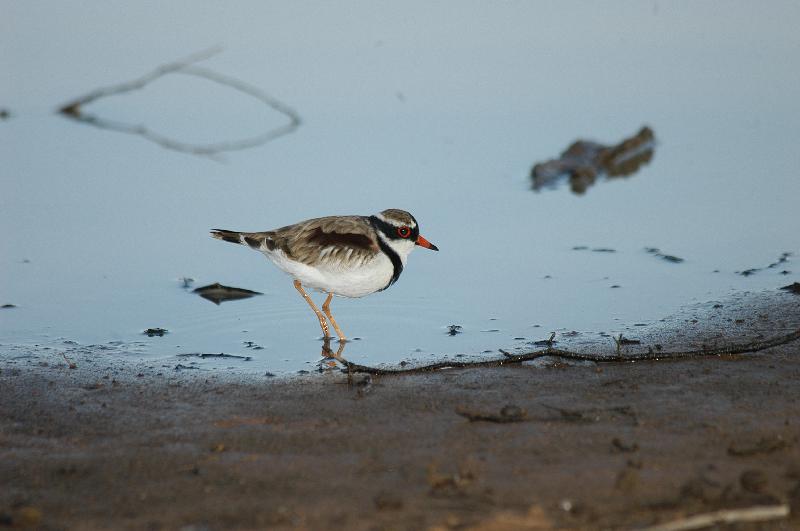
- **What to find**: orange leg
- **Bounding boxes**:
[322,292,347,342]
[293,280,330,339]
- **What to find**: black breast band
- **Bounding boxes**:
[368,216,403,290]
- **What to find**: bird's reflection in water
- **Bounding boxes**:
[317,338,348,374]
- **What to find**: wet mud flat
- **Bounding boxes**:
[2,293,800,530]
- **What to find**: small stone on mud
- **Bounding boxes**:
[373,492,403,510]
[740,469,769,493]
[611,437,639,453]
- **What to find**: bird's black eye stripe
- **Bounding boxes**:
[368,216,418,241]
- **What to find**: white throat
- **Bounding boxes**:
[377,232,415,265]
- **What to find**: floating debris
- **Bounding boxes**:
[446,325,463,336]
[531,126,655,194]
[780,282,800,294]
[180,277,195,288]
[243,341,264,350]
[143,328,168,337]
[177,352,252,361]
[532,332,557,347]
[645,247,684,263]
[738,252,792,277]
[193,282,262,305]
[592,248,617,253]
[1,304,16,309]
[0,108,10,120]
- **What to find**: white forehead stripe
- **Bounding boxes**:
[375,212,416,227]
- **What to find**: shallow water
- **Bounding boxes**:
[2,2,798,374]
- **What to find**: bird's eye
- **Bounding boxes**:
[397,226,411,238]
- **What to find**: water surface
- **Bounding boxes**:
[2,1,798,374]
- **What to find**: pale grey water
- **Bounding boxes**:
[1,1,798,374]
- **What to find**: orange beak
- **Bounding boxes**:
[415,235,439,251]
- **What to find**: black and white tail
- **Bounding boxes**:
[211,229,244,245]
[210,229,246,245]
[211,229,274,251]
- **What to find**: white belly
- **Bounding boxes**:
[263,249,394,298]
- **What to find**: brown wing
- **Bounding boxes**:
[240,216,379,267]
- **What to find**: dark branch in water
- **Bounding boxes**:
[57,47,301,160]
[333,327,800,376]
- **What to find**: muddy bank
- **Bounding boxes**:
[2,292,800,530]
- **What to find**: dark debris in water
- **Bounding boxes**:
[532,126,655,194]
[645,247,684,263]
[446,325,463,336]
[780,282,800,295]
[143,328,168,337]
[243,341,264,350]
[573,246,617,253]
[174,364,200,371]
[532,332,558,347]
[618,336,641,345]
[738,252,792,277]
[0,108,10,120]
[177,353,252,361]
[193,282,262,305]
[1,304,16,309]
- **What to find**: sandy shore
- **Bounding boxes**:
[2,291,800,530]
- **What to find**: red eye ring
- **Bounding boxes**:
[397,226,411,238]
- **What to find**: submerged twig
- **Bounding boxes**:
[334,328,800,376]
[57,47,301,160]
[61,353,77,369]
